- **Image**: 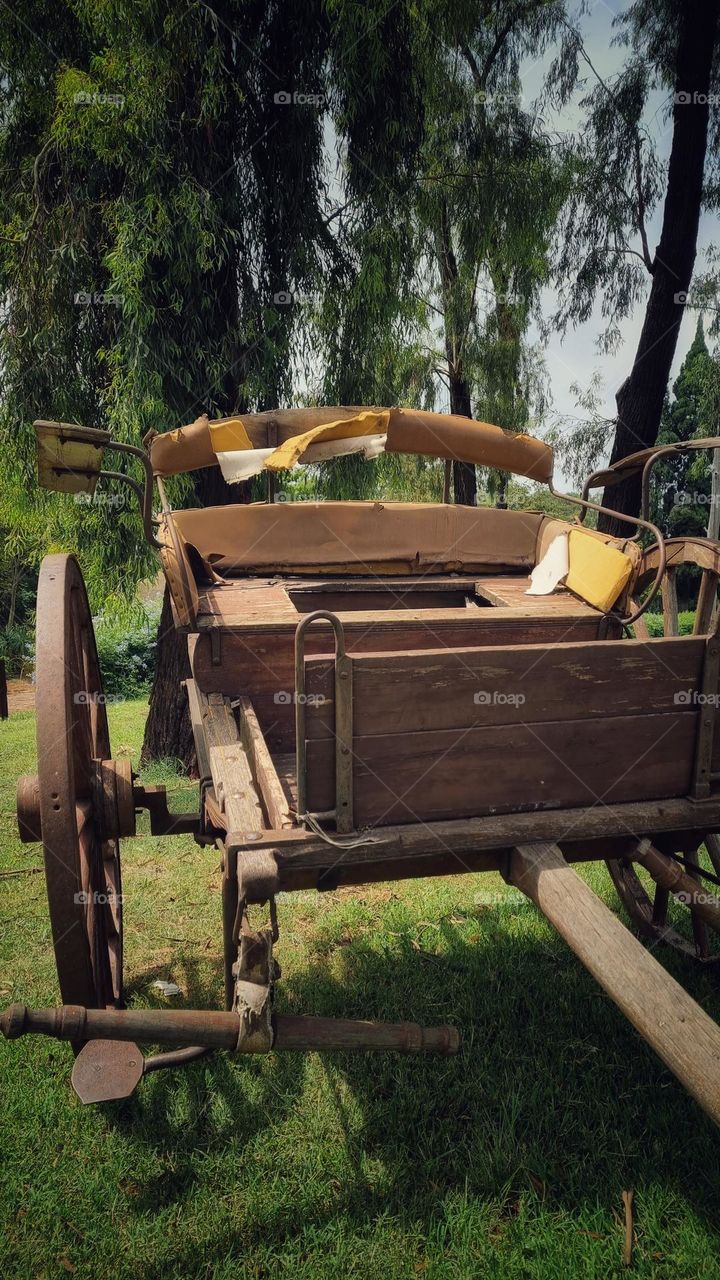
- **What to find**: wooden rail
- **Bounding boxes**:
[509,843,720,1128]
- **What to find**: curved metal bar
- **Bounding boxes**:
[143,1045,213,1073]
[97,470,159,548]
[582,437,720,523]
[638,440,720,524]
[294,610,350,829]
[640,445,682,523]
[103,440,159,548]
[547,482,666,627]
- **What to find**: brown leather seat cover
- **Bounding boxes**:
[170,501,546,576]
[149,407,553,483]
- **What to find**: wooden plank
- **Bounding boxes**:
[236,696,293,829]
[305,712,698,823]
[194,689,265,832]
[630,603,651,640]
[192,616,601,697]
[304,637,705,739]
[185,678,211,779]
[209,743,264,832]
[695,569,719,635]
[509,842,720,1128]
[661,566,679,635]
[196,574,597,625]
[231,790,720,862]
[270,833,704,893]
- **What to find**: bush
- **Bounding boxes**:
[94,608,159,699]
[0,622,34,676]
[642,610,695,637]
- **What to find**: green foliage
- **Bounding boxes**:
[551,2,720,343]
[94,605,160,698]
[0,622,33,676]
[643,610,696,637]
[652,319,717,536]
[0,0,338,605]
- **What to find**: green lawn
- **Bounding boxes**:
[2,701,720,1278]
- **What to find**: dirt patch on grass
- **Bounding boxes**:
[6,679,35,713]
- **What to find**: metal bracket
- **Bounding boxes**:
[692,634,720,799]
[294,610,354,834]
[210,623,222,666]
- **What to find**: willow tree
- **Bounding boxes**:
[313,1,568,505]
[549,0,720,532]
[0,0,339,760]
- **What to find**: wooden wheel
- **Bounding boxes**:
[606,851,715,960]
[34,554,123,1009]
[608,538,720,958]
[630,537,720,640]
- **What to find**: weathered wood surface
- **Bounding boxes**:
[636,841,720,934]
[2,1003,459,1056]
[306,712,697,823]
[193,617,599,750]
[695,569,719,635]
[236,696,293,829]
[192,688,264,832]
[639,537,720,579]
[661,567,679,635]
[304,636,704,739]
[209,744,264,832]
[241,787,715,858]
[196,574,600,626]
[509,842,720,1128]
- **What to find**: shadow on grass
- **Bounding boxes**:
[107,912,720,1272]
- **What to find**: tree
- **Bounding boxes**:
[550,0,720,532]
[0,0,335,763]
[652,318,714,537]
[316,1,568,505]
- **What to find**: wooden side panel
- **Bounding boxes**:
[306,712,698,823]
[192,614,601,750]
[304,636,705,739]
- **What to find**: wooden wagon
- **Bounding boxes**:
[6,407,720,1125]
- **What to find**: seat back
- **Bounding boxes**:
[171,501,545,577]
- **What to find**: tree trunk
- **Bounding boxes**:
[598,0,720,534]
[449,371,477,506]
[140,586,196,773]
[434,199,477,507]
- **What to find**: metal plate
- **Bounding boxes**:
[71,1039,144,1103]
[35,420,110,495]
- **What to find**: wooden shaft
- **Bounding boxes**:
[509,843,720,1128]
[274,1015,460,1054]
[635,841,720,934]
[0,1004,460,1056]
[2,1004,242,1049]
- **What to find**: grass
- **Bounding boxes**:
[2,702,720,1278]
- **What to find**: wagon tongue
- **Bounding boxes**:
[1,1002,461,1102]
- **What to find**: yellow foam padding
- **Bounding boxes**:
[264,409,390,472]
[566,529,634,612]
[208,417,255,452]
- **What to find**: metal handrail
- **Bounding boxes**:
[294,611,353,833]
